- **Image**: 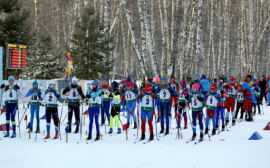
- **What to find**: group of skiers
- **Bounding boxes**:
[0,73,268,142]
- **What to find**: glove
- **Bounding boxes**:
[62,91,67,96]
[101,91,104,95]
[1,83,5,89]
[81,95,86,99]
[86,94,91,98]
[14,84,20,89]
[54,92,60,97]
[110,97,113,101]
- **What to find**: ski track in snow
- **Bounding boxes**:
[0,104,270,168]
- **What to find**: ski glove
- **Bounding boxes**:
[14,84,20,90]
[86,94,91,98]
[0,83,5,89]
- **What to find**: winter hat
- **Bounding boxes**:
[126,81,132,89]
[121,76,126,79]
[170,76,175,84]
[193,73,199,79]
[252,78,257,82]
[147,78,153,83]
[92,80,99,86]
[155,76,160,82]
[210,84,216,91]
[111,81,119,90]
[72,77,78,84]
[230,77,236,85]
[246,75,252,79]
[161,77,167,82]
[145,84,152,92]
[103,78,109,86]
[237,84,242,91]
[262,75,265,77]
[180,79,187,89]
[32,80,38,86]
[8,76,15,82]
[127,75,131,79]
[170,76,175,80]
[201,74,207,79]
[48,81,56,89]
[161,74,167,77]
[192,83,200,91]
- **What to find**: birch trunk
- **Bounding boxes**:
[159,0,166,75]
[257,0,264,77]
[195,0,203,73]
[249,0,254,74]
[109,0,123,34]
[237,0,242,81]
[222,0,228,76]
[169,0,175,69]
[34,0,39,31]
[163,0,170,73]
[209,0,214,79]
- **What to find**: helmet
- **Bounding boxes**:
[72,77,78,84]
[92,80,99,86]
[49,81,56,89]
[145,84,152,92]
[210,84,216,91]
[192,83,200,91]
[111,81,119,90]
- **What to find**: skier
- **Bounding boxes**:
[215,79,228,132]
[204,84,221,135]
[169,76,179,118]
[86,80,102,141]
[119,76,126,113]
[123,80,138,129]
[99,78,112,126]
[42,81,63,139]
[251,78,261,115]
[25,80,42,133]
[188,84,204,141]
[235,84,245,120]
[108,81,122,134]
[62,77,85,133]
[200,74,211,105]
[190,73,201,91]
[241,82,256,121]
[137,84,157,140]
[266,76,270,106]
[177,79,189,129]
[225,77,237,125]
[152,76,161,122]
[0,76,23,138]
[155,77,176,135]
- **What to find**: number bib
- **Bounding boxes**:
[228,87,236,98]
[4,89,18,104]
[44,92,58,108]
[236,92,244,102]
[141,95,153,111]
[112,96,121,107]
[30,92,40,105]
[159,89,170,102]
[178,93,186,103]
[89,92,102,107]
[102,88,111,101]
[125,90,136,103]
[206,95,218,110]
[191,93,203,111]
[68,87,80,102]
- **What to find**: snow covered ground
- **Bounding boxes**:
[1,103,270,168]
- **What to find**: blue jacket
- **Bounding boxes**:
[241,82,256,103]
[200,79,211,92]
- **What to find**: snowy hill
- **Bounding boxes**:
[1,104,270,168]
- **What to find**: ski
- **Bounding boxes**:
[194,139,205,145]
[186,139,195,143]
[134,139,144,144]
[86,140,95,144]
[220,138,225,141]
[143,140,153,144]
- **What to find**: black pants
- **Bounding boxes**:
[68,106,80,128]
[46,107,59,127]
[111,106,120,118]
[235,103,244,119]
[262,90,267,102]
[254,100,261,114]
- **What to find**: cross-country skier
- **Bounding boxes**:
[251,78,261,115]
[86,80,102,141]
[99,79,112,126]
[241,82,256,121]
[235,84,245,120]
[137,84,157,140]
[152,76,161,122]
[204,84,221,135]
[190,73,201,92]
[169,76,179,117]
[177,79,189,129]
[62,77,85,133]
[0,76,23,138]
[225,77,237,125]
[123,80,138,129]
[119,76,126,113]
[155,77,176,135]
[108,81,122,134]
[25,80,42,133]
[41,81,63,139]
[189,83,204,141]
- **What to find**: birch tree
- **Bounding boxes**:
[195,0,203,73]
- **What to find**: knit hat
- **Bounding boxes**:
[127,75,131,79]
[246,75,252,79]
[111,81,119,90]
[161,77,167,82]
[147,78,153,83]
[201,74,207,79]
[32,80,38,86]
[8,76,15,82]
[193,73,199,79]
[252,78,257,82]
[121,76,126,79]
[155,76,160,82]
[145,84,152,92]
[180,79,187,88]
[192,83,200,90]
[126,81,132,89]
[210,84,216,91]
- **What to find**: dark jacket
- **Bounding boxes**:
[259,78,266,91]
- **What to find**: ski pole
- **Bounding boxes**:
[35,97,40,141]
[80,99,84,140]
[135,102,139,140]
[19,96,33,124]
[58,100,64,140]
[61,112,68,125]
[153,100,159,141]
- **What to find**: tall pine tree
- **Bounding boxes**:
[69,3,114,79]
[0,0,32,79]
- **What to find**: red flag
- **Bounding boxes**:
[24,115,27,121]
[122,124,127,131]
[57,118,60,123]
[83,110,88,115]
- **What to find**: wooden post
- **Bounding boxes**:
[26,119,27,128]
[29,129,31,139]
[66,133,68,143]
[178,129,180,139]
[83,114,85,126]
[126,130,128,140]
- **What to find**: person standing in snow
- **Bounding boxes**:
[119,76,126,113]
[62,77,85,133]
[86,80,102,141]
[169,76,179,118]
[177,79,189,129]
[155,77,176,135]
[0,76,24,138]
[108,81,122,134]
[190,73,201,92]
[259,75,267,103]
[137,84,157,140]
[200,74,211,105]
[251,78,261,115]
[41,81,63,139]
[152,76,161,122]
[99,78,112,126]
[25,80,42,133]
[225,77,237,126]
[241,82,256,121]
[235,84,245,120]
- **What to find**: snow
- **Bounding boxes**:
[1,104,270,168]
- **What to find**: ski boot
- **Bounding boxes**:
[53,132,59,139]
[44,133,50,139]
[245,115,248,121]
[212,129,216,135]
[95,134,100,141]
[74,127,79,133]
[28,127,33,133]
[204,127,209,135]
[35,126,40,133]
[127,122,130,129]
[165,128,169,135]
[4,131,10,137]
[149,133,154,140]
[134,122,137,129]
[140,133,145,140]
[11,132,16,138]
[232,119,236,126]
[100,122,105,126]
[117,128,121,134]
[86,134,92,140]
[156,118,160,123]
[216,124,219,130]
[199,133,203,141]
[225,119,229,125]
[68,127,71,133]
[160,127,164,134]
[221,125,225,131]
[191,133,196,141]
[184,122,188,129]
[108,128,113,134]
